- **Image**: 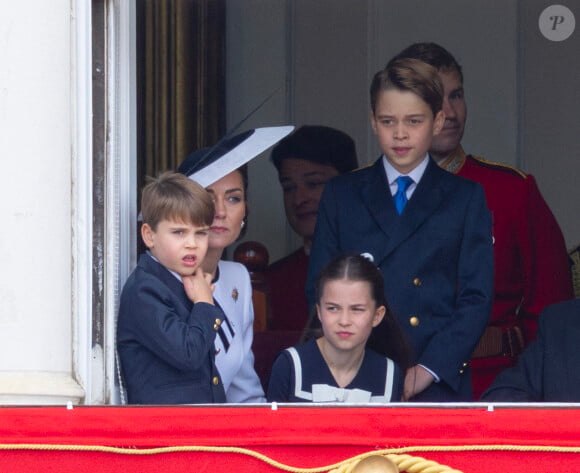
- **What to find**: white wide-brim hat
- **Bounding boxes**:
[178,126,294,187]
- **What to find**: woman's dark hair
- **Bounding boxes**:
[234,164,249,239]
[270,125,358,174]
[315,254,411,369]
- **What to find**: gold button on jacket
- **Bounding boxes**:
[212,376,220,385]
[409,316,419,327]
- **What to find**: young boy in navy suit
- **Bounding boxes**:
[117,172,226,404]
[306,58,494,401]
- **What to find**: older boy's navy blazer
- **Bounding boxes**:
[307,157,493,401]
[117,254,226,404]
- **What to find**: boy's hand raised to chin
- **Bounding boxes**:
[183,270,215,305]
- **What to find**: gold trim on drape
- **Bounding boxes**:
[137,0,225,196]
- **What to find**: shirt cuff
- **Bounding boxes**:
[418,364,440,383]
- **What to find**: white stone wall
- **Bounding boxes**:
[0,1,84,403]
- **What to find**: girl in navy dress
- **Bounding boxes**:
[267,254,410,403]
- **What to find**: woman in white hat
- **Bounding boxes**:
[179,126,293,402]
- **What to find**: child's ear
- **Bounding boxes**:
[141,223,155,249]
[369,110,378,134]
[372,305,386,327]
[316,304,322,322]
[433,110,446,135]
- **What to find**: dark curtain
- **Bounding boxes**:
[136,0,225,201]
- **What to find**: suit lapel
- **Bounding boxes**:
[138,253,193,312]
[360,158,398,240]
[360,159,451,266]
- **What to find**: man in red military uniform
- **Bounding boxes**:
[390,43,574,398]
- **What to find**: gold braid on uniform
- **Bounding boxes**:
[469,154,527,179]
[440,146,527,179]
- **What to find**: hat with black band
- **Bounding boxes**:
[179,126,294,187]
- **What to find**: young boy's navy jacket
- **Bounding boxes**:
[117,253,226,404]
[306,157,494,401]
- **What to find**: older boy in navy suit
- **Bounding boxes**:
[389,42,573,399]
[118,172,226,404]
[306,59,493,401]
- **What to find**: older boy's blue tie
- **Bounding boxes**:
[394,176,413,214]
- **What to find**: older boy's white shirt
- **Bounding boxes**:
[382,154,429,198]
[380,155,440,384]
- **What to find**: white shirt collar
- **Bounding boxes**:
[382,154,430,186]
[147,251,183,283]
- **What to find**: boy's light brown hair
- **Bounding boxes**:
[141,172,214,230]
[370,57,443,117]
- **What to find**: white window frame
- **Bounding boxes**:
[104,0,137,404]
[72,0,137,404]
